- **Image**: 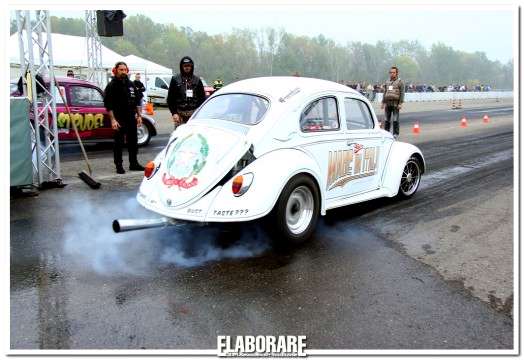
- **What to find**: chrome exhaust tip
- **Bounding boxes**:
[112,217,175,233]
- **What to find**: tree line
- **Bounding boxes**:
[11,15,513,89]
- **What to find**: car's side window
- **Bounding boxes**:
[300,97,340,132]
[344,98,374,130]
[70,86,104,107]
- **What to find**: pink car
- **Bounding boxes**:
[11,77,158,146]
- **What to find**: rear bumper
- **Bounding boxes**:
[136,185,263,223]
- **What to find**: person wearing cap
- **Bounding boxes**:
[213,77,224,90]
[167,56,206,127]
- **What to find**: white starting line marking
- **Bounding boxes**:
[419,149,513,190]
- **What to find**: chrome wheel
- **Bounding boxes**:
[400,159,421,197]
[285,186,314,235]
[137,123,150,146]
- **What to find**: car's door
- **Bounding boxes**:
[337,96,393,197]
[54,84,72,139]
[148,76,170,103]
[298,95,349,199]
[67,84,111,139]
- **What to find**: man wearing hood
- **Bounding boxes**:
[167,56,206,127]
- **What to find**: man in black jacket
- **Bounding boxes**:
[104,61,145,174]
[167,56,206,127]
[133,72,146,105]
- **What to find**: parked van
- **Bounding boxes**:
[145,74,172,105]
[145,74,216,105]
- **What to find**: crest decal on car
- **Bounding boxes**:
[162,133,209,189]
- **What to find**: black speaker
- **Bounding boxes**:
[96,10,126,37]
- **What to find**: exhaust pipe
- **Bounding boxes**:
[112,217,176,233]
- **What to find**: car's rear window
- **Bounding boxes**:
[192,94,269,125]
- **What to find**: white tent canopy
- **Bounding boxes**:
[10,32,123,68]
[9,32,172,75]
[123,54,172,74]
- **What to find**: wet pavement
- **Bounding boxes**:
[10,104,514,350]
[10,189,513,349]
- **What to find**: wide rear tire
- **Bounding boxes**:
[270,174,320,246]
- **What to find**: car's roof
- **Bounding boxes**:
[10,76,100,87]
[55,77,99,86]
[220,76,362,101]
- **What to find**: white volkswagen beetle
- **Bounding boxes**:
[113,77,425,244]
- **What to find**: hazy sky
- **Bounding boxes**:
[36,6,515,63]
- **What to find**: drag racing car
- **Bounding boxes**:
[114,77,425,244]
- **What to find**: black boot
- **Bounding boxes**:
[129,163,145,171]
[116,164,126,174]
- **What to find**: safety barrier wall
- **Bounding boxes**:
[373,91,513,103]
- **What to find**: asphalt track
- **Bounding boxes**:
[10,103,514,350]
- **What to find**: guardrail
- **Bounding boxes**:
[372,91,513,103]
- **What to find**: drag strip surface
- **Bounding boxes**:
[10,105,514,350]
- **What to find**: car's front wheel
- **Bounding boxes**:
[137,121,152,147]
[270,174,319,245]
[397,156,422,199]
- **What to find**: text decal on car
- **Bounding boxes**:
[57,113,105,131]
[327,146,379,190]
[162,133,209,190]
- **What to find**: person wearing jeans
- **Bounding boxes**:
[381,66,404,139]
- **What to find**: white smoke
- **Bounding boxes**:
[62,195,270,275]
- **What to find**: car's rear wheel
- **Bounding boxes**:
[270,174,319,246]
[397,156,422,199]
[137,121,152,147]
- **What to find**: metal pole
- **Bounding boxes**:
[45,12,61,179]
[25,10,43,185]
[16,10,62,187]
[15,11,26,97]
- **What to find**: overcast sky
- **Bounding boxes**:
[29,6,514,63]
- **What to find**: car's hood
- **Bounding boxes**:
[143,121,251,209]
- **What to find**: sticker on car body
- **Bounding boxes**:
[327,146,379,190]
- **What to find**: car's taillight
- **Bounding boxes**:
[144,161,155,178]
[232,173,253,196]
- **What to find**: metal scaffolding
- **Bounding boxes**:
[16,10,62,187]
[85,11,106,87]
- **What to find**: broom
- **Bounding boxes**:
[53,77,101,189]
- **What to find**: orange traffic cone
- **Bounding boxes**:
[145,102,154,115]
[412,122,420,134]
[483,114,490,124]
[460,117,468,128]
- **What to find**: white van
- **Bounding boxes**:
[145,74,173,105]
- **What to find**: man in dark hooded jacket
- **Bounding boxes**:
[167,56,206,127]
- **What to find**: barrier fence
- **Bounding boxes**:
[373,91,513,103]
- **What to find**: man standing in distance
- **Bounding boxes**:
[103,61,145,174]
[381,66,405,139]
[167,56,206,128]
[133,72,146,106]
